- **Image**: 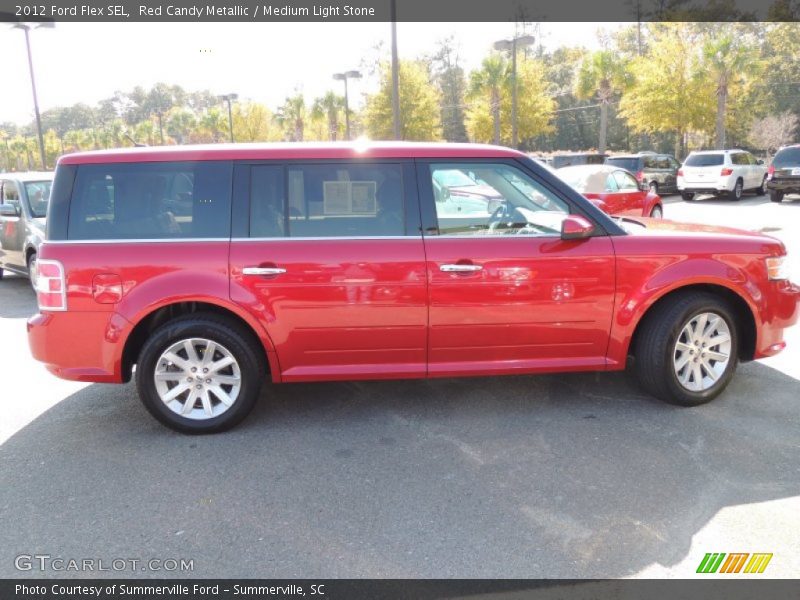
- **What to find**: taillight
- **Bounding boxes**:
[767,164,775,178]
[721,167,734,176]
[766,256,789,281]
[36,259,67,312]
[677,169,683,177]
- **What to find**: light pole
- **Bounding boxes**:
[12,22,54,170]
[333,70,361,141]
[390,0,401,139]
[494,34,535,149]
[219,93,238,143]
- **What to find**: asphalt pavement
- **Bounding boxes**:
[1,192,798,578]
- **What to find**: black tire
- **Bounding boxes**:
[136,313,265,433]
[633,292,739,407]
[0,267,4,280]
[728,179,743,201]
[27,252,37,291]
[649,204,663,218]
[649,182,658,195]
[680,192,695,201]
[756,176,767,196]
[769,190,784,203]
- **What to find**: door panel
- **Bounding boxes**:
[229,160,428,382]
[0,180,24,269]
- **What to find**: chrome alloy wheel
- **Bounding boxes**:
[673,312,732,392]
[154,338,241,420]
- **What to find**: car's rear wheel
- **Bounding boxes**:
[27,252,38,291]
[136,313,265,433]
[756,175,767,196]
[680,192,695,201]
[649,182,658,195]
[729,179,743,201]
[634,292,738,407]
[649,205,663,219]
[770,190,784,203]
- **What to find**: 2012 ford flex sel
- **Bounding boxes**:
[27,143,799,433]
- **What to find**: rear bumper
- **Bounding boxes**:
[754,280,800,359]
[27,310,132,383]
[766,179,800,194]
[677,175,735,193]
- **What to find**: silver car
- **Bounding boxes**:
[0,171,53,286]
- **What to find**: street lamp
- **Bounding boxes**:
[12,22,54,170]
[333,71,361,141]
[218,93,238,143]
[494,34,535,149]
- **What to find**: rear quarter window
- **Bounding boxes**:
[67,161,232,240]
[684,154,724,167]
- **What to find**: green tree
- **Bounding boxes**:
[429,37,469,142]
[364,60,442,141]
[466,55,555,146]
[702,31,760,149]
[574,50,630,153]
[311,92,345,141]
[232,102,281,142]
[619,24,713,158]
[276,94,307,141]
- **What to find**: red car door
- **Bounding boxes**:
[613,170,646,215]
[229,161,428,382]
[419,160,616,377]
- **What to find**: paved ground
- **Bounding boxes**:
[1,192,798,579]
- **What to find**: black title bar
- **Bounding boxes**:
[1,0,799,22]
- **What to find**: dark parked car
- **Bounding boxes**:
[0,171,53,286]
[605,153,681,195]
[551,153,607,169]
[767,144,800,203]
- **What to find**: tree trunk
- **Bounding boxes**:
[491,88,500,145]
[674,130,682,160]
[599,101,608,154]
[715,83,727,149]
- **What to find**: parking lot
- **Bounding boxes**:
[1,192,798,579]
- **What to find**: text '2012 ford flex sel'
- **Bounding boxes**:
[27,143,799,433]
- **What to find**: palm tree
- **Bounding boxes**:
[702,34,757,149]
[574,50,628,153]
[469,54,507,145]
[276,94,307,142]
[311,92,345,141]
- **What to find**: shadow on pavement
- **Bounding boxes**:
[1,355,798,578]
[0,276,36,319]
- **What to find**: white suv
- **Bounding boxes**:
[677,149,768,201]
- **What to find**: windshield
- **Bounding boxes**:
[432,169,477,188]
[24,181,52,218]
[605,157,640,172]
[685,154,724,167]
[773,147,800,168]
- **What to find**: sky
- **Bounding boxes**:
[0,22,619,126]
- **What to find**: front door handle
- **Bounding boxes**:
[243,266,286,276]
[440,264,483,273]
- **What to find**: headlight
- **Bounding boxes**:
[766,256,789,281]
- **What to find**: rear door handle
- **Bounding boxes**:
[440,264,483,273]
[243,266,286,276]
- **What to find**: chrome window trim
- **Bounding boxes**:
[232,236,420,242]
[44,238,230,245]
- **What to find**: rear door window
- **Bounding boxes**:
[685,154,724,167]
[248,162,406,238]
[67,162,232,240]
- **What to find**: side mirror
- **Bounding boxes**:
[0,203,20,217]
[561,215,595,240]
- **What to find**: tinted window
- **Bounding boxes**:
[730,153,748,166]
[24,180,51,218]
[643,156,658,169]
[2,181,20,206]
[430,163,570,237]
[67,162,232,240]
[606,157,640,172]
[773,147,800,168]
[248,163,407,238]
[684,154,724,167]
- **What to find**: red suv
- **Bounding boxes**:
[28,143,799,433]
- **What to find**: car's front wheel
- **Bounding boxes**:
[634,292,738,407]
[27,252,38,291]
[136,313,265,433]
[649,205,663,218]
[680,192,695,201]
[649,182,658,195]
[770,190,784,203]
